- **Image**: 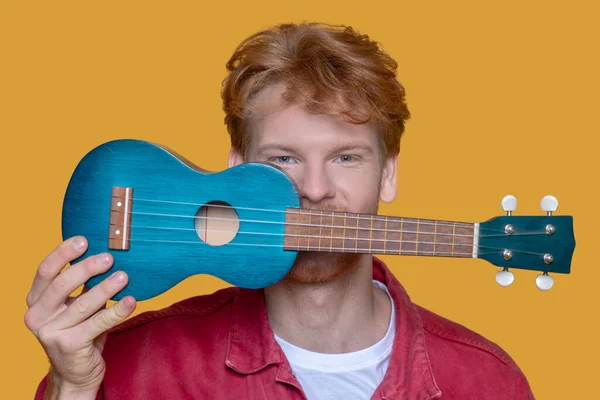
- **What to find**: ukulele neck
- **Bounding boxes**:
[283,208,478,258]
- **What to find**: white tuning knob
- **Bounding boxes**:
[536,273,554,291]
[501,195,517,215]
[496,268,515,287]
[541,195,559,215]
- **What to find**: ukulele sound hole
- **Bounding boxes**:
[194,201,239,246]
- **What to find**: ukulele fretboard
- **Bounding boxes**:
[283,208,477,258]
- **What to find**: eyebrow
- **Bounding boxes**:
[330,144,375,154]
[255,143,301,155]
[255,143,375,155]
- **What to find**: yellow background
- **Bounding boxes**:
[2,1,598,398]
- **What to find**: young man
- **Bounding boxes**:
[27,23,535,399]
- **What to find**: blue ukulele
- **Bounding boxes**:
[62,139,576,301]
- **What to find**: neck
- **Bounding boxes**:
[264,254,392,353]
[284,208,478,258]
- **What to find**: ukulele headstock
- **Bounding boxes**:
[478,195,575,291]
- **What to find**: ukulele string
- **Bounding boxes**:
[122,223,555,257]
[128,196,505,234]
[125,238,476,257]
[126,210,548,239]
[129,224,475,246]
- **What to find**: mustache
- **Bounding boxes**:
[299,201,379,215]
[299,201,351,212]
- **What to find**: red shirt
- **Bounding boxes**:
[35,258,535,399]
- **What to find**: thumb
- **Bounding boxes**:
[94,332,108,354]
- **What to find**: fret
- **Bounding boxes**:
[330,212,334,252]
[283,210,298,250]
[453,223,474,257]
[402,219,416,255]
[343,213,347,252]
[294,213,300,249]
[452,222,456,256]
[416,219,420,255]
[369,215,373,253]
[433,220,437,256]
[317,210,322,252]
[357,214,371,252]
[417,219,435,256]
[355,214,359,253]
[385,217,401,256]
[331,212,344,251]
[297,211,309,250]
[371,217,386,253]
[435,220,454,257]
[399,218,404,255]
[384,217,388,253]
[346,212,358,251]
[308,211,312,250]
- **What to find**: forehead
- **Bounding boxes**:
[248,83,379,150]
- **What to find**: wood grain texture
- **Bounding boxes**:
[284,210,474,257]
[62,139,300,300]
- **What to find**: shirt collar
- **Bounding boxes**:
[372,257,442,399]
[226,257,441,399]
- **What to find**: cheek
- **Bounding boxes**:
[333,166,382,204]
[278,165,303,187]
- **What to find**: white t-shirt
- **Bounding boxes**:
[274,280,396,400]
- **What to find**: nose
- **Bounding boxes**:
[296,162,336,206]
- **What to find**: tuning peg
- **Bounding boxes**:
[501,195,517,216]
[536,272,554,291]
[541,195,559,216]
[496,268,515,287]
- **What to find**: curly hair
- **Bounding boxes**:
[221,22,411,159]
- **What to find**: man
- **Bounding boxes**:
[27,22,535,399]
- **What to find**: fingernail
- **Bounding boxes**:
[72,237,86,250]
[122,296,136,309]
[97,253,111,265]
[110,271,125,283]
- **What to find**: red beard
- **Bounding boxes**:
[284,201,379,284]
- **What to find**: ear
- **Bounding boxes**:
[228,147,245,168]
[379,154,398,203]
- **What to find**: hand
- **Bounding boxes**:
[25,236,136,397]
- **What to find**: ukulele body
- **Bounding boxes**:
[62,139,301,300]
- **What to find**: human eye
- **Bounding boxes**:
[333,155,356,163]
[269,156,297,164]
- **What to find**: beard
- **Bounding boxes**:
[285,251,363,284]
[284,199,380,284]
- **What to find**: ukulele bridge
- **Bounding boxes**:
[108,186,133,250]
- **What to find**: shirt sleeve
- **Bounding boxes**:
[515,373,536,400]
[34,375,105,400]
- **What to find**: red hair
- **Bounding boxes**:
[221,22,411,159]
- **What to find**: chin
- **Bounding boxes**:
[284,251,364,284]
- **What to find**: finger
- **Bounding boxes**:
[28,253,114,325]
[49,270,129,331]
[73,296,136,343]
[65,287,97,307]
[27,236,88,307]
